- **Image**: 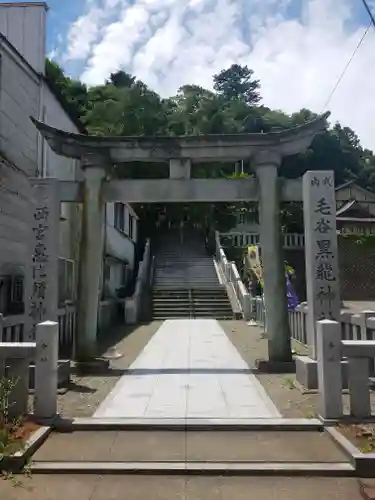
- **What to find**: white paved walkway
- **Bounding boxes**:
[94,319,281,419]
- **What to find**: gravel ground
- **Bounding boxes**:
[221,320,375,420]
[29,322,162,418]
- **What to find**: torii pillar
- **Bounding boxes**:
[75,154,107,362]
[254,150,292,367]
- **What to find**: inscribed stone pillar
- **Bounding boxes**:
[254,151,292,362]
[34,320,59,418]
[303,170,340,359]
[25,178,59,341]
[76,156,106,360]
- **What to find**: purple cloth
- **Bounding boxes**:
[286,275,299,311]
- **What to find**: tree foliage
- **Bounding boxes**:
[44,62,375,234]
[213,64,261,105]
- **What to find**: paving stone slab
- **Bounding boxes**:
[94,319,280,419]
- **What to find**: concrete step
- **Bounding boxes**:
[154,284,221,288]
[31,428,351,473]
[152,298,191,303]
[152,302,191,307]
[152,292,191,296]
[153,314,192,319]
[152,303,190,309]
[192,304,233,310]
[192,297,229,300]
[155,278,219,282]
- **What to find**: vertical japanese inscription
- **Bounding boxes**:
[26,180,59,341]
[29,205,48,341]
[303,171,340,355]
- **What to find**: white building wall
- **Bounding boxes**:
[0,40,41,271]
[105,203,136,268]
[104,203,139,299]
[0,3,46,74]
[0,32,83,307]
[0,41,41,176]
[42,82,82,263]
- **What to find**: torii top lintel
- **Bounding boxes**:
[31,112,330,164]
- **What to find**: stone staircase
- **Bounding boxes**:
[152,230,234,319]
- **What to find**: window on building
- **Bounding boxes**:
[114,203,125,232]
[58,258,75,304]
[0,275,24,316]
[129,214,134,239]
[121,264,128,286]
[104,261,111,281]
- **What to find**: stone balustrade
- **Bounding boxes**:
[251,297,266,327]
[219,232,305,249]
[317,319,375,420]
[0,305,76,359]
[251,298,375,350]
[215,231,252,321]
[0,321,58,419]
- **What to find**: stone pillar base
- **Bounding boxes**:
[73,358,110,375]
[295,355,349,390]
[255,358,296,374]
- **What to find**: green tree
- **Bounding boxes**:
[213,64,261,105]
[108,70,135,88]
[43,58,375,234]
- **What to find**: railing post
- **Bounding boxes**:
[353,310,375,374]
[34,321,59,419]
[355,310,375,341]
[340,311,353,340]
[316,319,343,420]
[242,293,251,321]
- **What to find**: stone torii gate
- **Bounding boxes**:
[32,113,330,365]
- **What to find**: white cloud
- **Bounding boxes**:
[60,0,375,150]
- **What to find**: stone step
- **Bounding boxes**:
[191,296,231,300]
[154,284,220,288]
[153,314,192,319]
[152,296,191,301]
[152,308,233,314]
[152,298,229,302]
[31,428,350,470]
[155,264,215,267]
[155,278,218,280]
[15,474,360,499]
[155,277,218,280]
[151,305,191,309]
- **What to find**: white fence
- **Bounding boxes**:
[0,304,76,358]
[251,297,375,349]
[219,232,305,249]
[317,319,375,420]
[289,305,375,346]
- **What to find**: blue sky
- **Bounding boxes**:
[3,0,375,149]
